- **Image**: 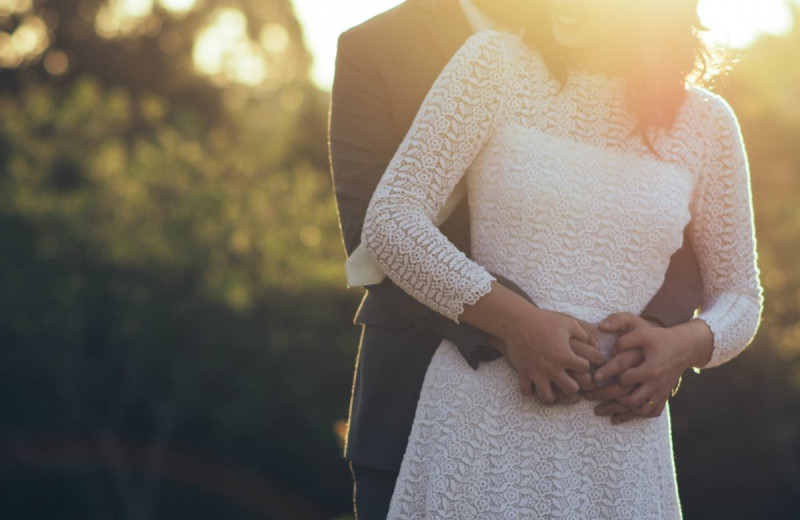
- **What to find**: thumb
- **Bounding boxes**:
[599,312,636,333]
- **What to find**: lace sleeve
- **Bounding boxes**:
[360,31,514,323]
[689,92,764,368]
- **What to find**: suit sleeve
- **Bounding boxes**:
[329,30,399,258]
[360,31,513,324]
[688,94,764,368]
[640,226,704,328]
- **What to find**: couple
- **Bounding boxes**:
[328,0,763,518]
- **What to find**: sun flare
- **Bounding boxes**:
[292,0,798,89]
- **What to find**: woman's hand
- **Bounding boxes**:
[501,308,605,404]
[461,281,605,405]
[489,314,602,405]
[591,312,714,423]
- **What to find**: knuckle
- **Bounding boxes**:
[555,352,574,367]
[628,396,645,409]
[574,361,590,374]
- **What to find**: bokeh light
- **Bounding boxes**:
[193,7,270,85]
[0,12,49,67]
[0,0,33,17]
[42,48,68,76]
[160,0,197,15]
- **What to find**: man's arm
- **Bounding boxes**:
[329,31,396,258]
[640,226,703,327]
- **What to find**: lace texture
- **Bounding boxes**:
[359,30,763,519]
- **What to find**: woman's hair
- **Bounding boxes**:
[476,0,728,152]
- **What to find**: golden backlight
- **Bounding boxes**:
[0,0,794,87]
[292,0,797,89]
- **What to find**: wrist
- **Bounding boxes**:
[677,319,714,369]
[641,315,666,328]
[500,304,546,346]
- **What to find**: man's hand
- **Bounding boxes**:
[588,312,698,424]
[488,312,604,405]
[583,348,646,422]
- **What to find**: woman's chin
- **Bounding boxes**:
[551,28,590,51]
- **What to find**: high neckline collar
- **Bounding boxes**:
[566,62,628,92]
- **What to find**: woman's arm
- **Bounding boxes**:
[361,30,598,401]
[361,30,506,323]
[590,92,764,420]
[684,92,764,368]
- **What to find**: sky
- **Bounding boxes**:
[292,0,798,90]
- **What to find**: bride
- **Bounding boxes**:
[360,0,763,518]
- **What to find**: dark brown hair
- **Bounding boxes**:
[475,0,726,152]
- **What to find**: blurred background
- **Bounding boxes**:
[0,0,797,518]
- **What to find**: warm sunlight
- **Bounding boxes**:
[116,0,153,18]
[95,0,197,39]
[293,0,798,89]
[160,0,197,14]
[193,7,268,85]
[699,0,795,47]
[83,0,287,86]
[0,0,32,17]
[0,11,49,68]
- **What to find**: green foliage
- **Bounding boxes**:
[0,76,345,311]
[0,0,352,517]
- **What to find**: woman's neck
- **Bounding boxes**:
[566,43,628,79]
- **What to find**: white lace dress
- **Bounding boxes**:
[360,30,763,520]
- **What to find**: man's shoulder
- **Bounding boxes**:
[339,0,450,55]
[339,0,420,47]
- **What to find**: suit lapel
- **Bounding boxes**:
[417,0,474,62]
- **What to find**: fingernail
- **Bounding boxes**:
[594,372,606,383]
[601,320,612,328]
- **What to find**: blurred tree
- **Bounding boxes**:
[0,1,353,518]
[0,0,343,310]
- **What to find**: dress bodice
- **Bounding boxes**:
[361,29,762,368]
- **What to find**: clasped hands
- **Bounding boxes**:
[489,310,699,425]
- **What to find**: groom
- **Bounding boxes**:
[328,0,704,517]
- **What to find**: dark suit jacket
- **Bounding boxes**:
[328,0,703,472]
